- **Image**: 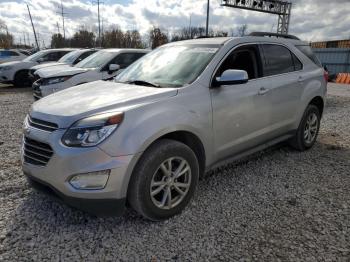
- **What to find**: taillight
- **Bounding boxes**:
[324,70,329,82]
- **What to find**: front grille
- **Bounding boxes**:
[23,137,53,166]
[32,81,42,100]
[28,116,58,132]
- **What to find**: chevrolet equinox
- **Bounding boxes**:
[21,33,327,220]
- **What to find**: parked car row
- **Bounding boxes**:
[0,48,75,87]
[0,48,149,100]
[20,33,327,220]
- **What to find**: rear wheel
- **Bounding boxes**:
[128,139,199,221]
[289,104,321,151]
[14,70,31,88]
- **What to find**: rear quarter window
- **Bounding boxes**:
[295,45,322,67]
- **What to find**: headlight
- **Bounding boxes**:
[0,66,13,71]
[62,112,124,147]
[44,76,71,85]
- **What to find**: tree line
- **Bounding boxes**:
[0,18,249,50]
[51,24,249,50]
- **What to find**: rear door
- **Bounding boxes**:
[259,43,304,135]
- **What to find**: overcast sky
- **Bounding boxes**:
[1,0,349,47]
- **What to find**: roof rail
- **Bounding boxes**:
[249,32,300,40]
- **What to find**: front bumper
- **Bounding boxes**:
[26,174,126,216]
[32,81,73,100]
[21,126,140,216]
[0,70,14,82]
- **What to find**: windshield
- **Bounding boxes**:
[58,50,81,64]
[75,50,116,69]
[115,44,219,87]
[23,50,49,62]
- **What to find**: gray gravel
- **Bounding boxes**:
[0,89,349,261]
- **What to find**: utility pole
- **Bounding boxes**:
[23,32,27,47]
[205,0,210,36]
[27,4,39,50]
[97,0,101,46]
[56,22,60,35]
[59,0,67,39]
[189,14,192,38]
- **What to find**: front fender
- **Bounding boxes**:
[98,87,213,163]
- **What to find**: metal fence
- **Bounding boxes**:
[313,48,350,75]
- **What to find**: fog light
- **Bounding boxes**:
[69,170,110,190]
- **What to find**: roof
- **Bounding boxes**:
[100,48,149,53]
[168,34,307,47]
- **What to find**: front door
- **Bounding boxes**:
[210,44,273,161]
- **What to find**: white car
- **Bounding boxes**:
[29,49,98,82]
[33,49,149,100]
[0,49,28,64]
[0,48,75,87]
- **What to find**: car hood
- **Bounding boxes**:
[31,80,178,128]
[37,66,90,78]
[34,64,73,77]
[31,62,67,71]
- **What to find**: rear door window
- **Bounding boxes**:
[295,45,322,67]
[261,44,296,77]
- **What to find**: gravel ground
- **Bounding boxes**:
[0,89,349,261]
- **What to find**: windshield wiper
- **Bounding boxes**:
[127,80,161,88]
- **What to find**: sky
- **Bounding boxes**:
[0,0,349,47]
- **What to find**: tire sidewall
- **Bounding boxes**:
[129,140,199,220]
[14,71,29,88]
[299,105,321,149]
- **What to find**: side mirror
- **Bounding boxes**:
[108,64,120,73]
[214,69,249,87]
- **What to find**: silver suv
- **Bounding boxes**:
[21,33,327,220]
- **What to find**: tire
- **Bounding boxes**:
[14,70,30,88]
[289,104,321,151]
[128,139,199,221]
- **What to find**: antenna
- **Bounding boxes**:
[26,4,40,50]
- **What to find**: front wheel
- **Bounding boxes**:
[128,139,199,221]
[289,104,321,151]
[14,70,31,88]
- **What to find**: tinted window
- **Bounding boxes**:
[111,53,146,69]
[262,44,295,76]
[75,50,96,64]
[292,53,303,71]
[295,45,322,67]
[0,50,19,56]
[216,45,261,80]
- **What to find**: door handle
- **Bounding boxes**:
[298,76,304,82]
[258,87,269,95]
